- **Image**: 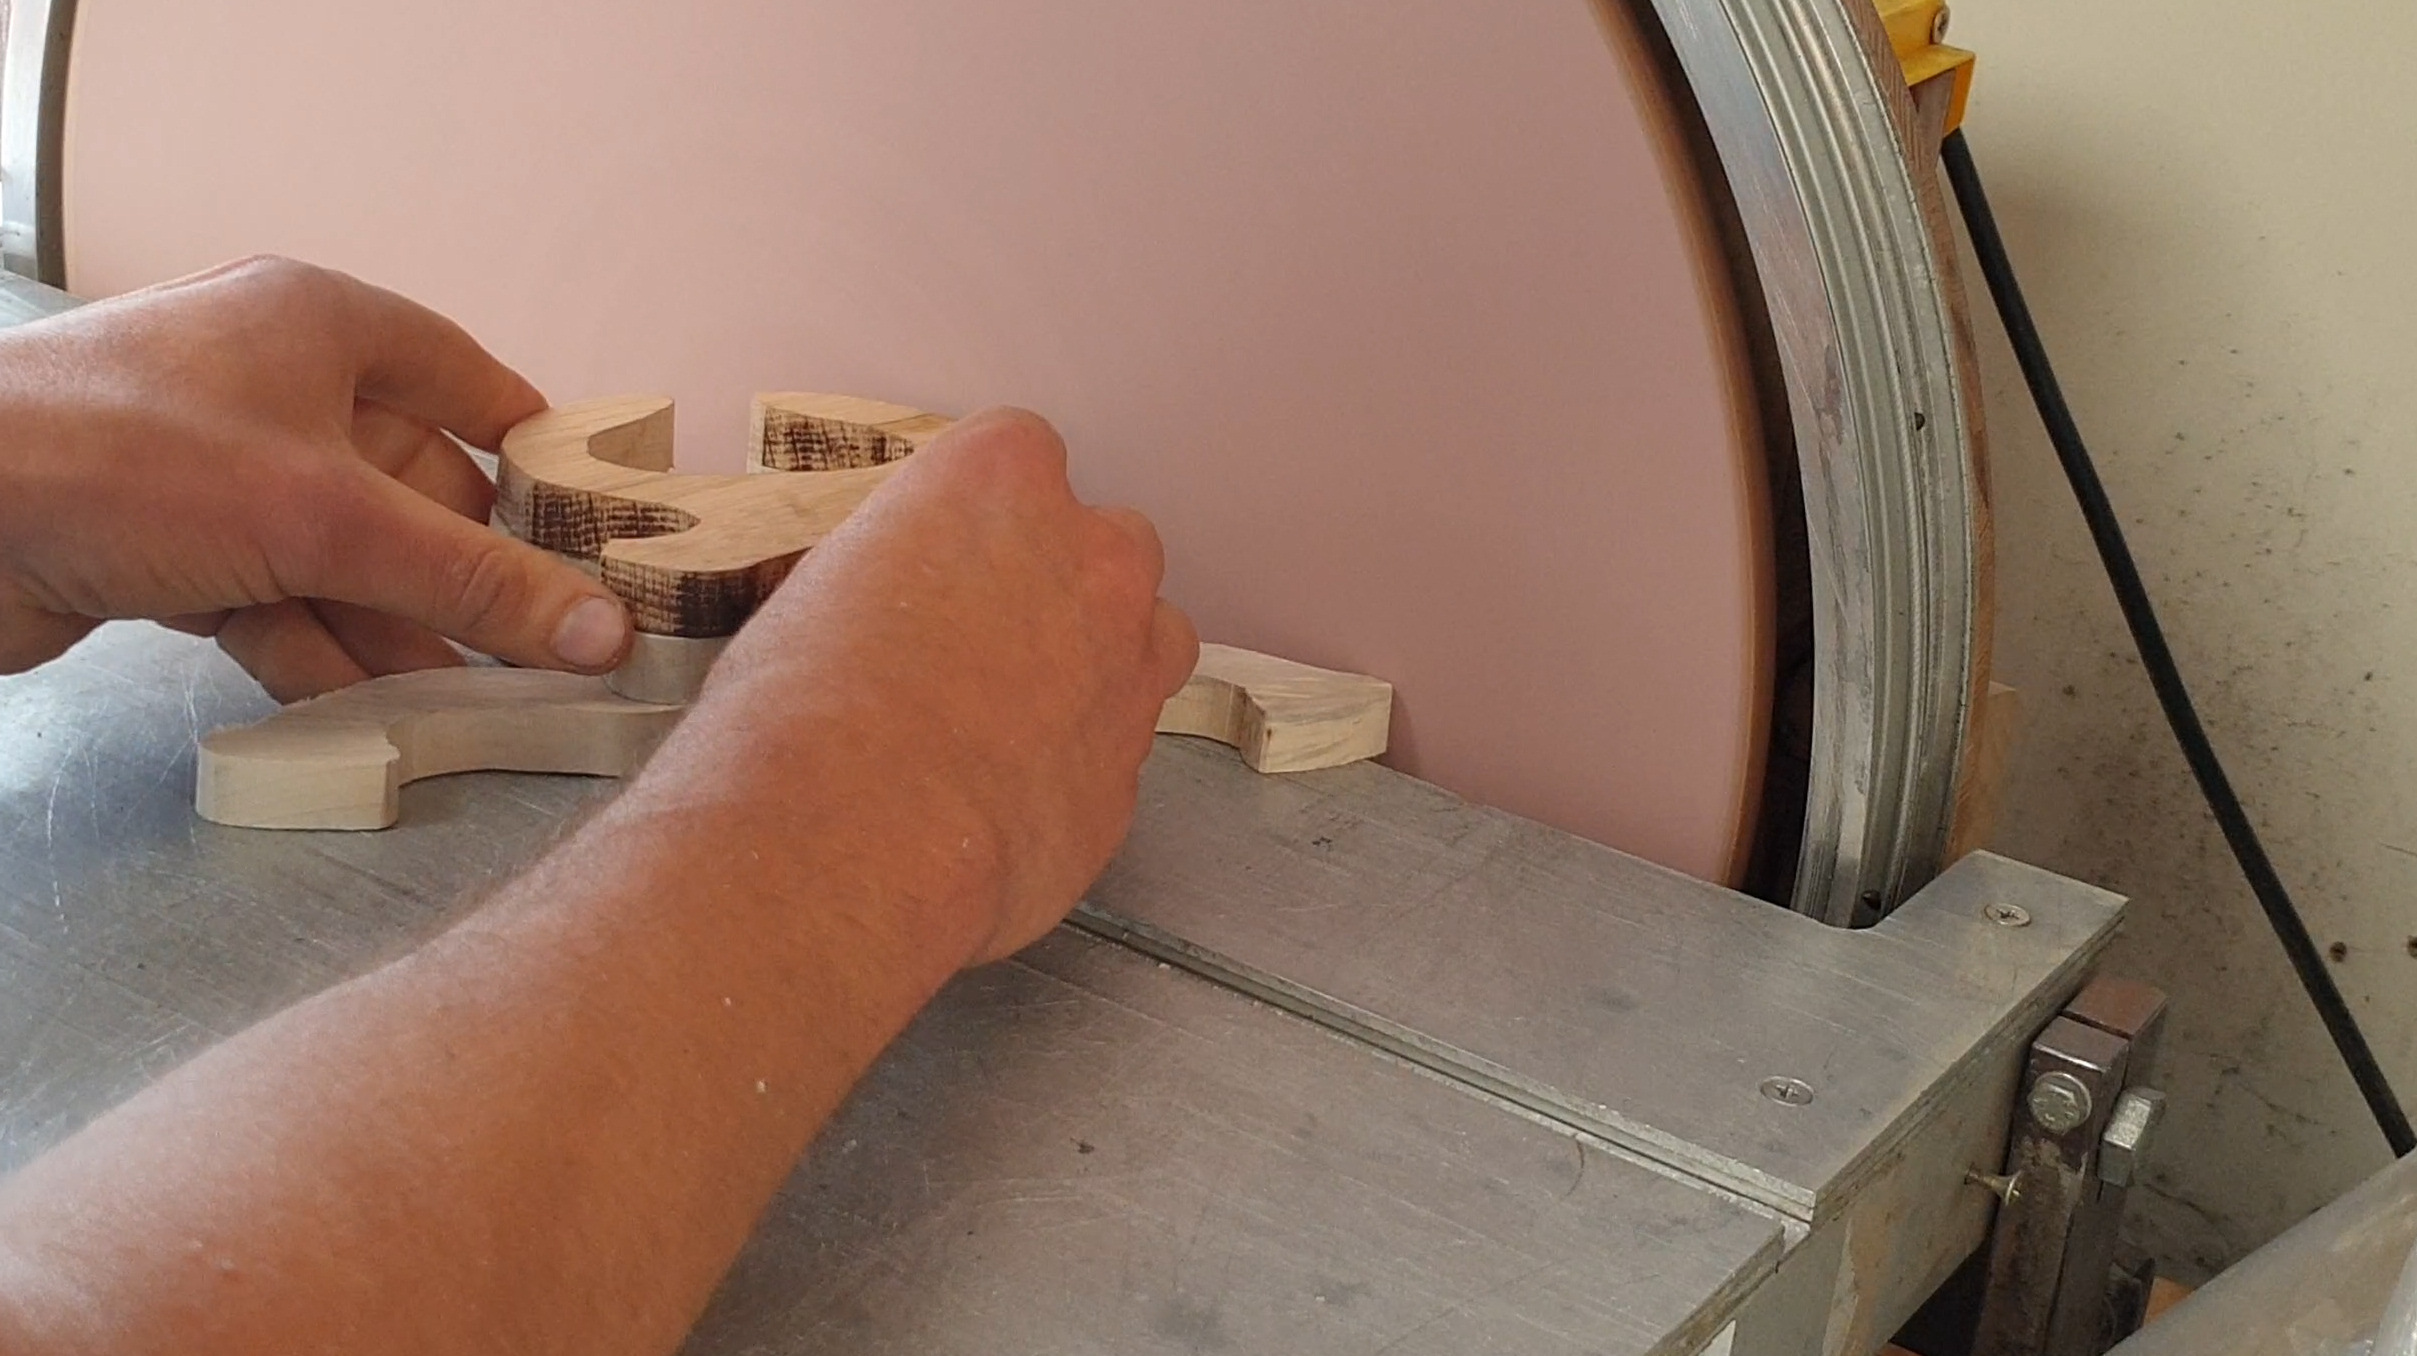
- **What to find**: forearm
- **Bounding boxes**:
[0,736,987,1356]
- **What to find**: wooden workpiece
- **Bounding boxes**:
[496,393,953,636]
[1158,644,1392,773]
[196,669,684,831]
[196,643,1390,830]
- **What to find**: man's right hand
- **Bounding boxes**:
[625,406,1199,970]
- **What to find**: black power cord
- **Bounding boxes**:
[1941,128,2417,1158]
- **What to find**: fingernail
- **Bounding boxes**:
[551,596,630,669]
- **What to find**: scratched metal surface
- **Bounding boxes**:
[0,268,71,326]
[0,624,1786,1354]
[693,930,1784,1356]
[1082,743,2125,1222]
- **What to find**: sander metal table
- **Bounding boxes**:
[0,622,2121,1354]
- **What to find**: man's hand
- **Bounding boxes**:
[0,256,631,699]
[644,405,1202,967]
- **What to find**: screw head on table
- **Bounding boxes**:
[1760,1077,1817,1107]
[1984,902,2033,928]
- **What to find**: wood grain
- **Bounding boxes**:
[495,393,952,636]
[1945,682,2021,862]
[196,669,683,830]
[1157,644,1392,773]
[749,392,955,473]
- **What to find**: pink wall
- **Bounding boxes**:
[65,0,1773,883]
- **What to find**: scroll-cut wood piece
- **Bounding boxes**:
[198,642,1383,833]
[1157,645,1392,773]
[496,393,953,637]
[196,669,684,830]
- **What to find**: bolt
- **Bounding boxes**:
[1984,903,2032,928]
[1761,1077,1816,1107]
[1931,5,1952,43]
[1965,1169,2019,1203]
[2029,1071,2094,1133]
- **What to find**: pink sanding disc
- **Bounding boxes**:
[64,0,1774,883]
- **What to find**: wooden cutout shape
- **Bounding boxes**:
[197,669,682,830]
[1158,644,1392,773]
[196,644,1391,831]
[497,393,954,636]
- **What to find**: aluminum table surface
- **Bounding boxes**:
[1082,747,2123,1221]
[0,624,1788,1354]
[0,270,72,326]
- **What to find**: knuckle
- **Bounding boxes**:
[437,536,526,633]
[1085,543,1159,613]
[224,252,303,279]
[225,253,314,296]
[227,255,351,324]
[954,406,1066,474]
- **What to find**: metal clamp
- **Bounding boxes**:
[1971,978,2169,1356]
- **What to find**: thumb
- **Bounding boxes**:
[295,468,633,672]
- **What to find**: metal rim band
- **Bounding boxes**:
[1,0,74,285]
[1621,0,1977,923]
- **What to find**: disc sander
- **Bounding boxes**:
[64,0,1777,884]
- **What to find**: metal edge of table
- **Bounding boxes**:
[0,268,74,325]
[1080,740,2124,1224]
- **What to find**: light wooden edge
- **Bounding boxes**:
[1156,644,1393,774]
[196,669,684,831]
[197,643,1393,832]
[1943,681,2020,862]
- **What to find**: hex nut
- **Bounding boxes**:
[2100,1088,2167,1188]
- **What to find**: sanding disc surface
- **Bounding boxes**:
[65,0,1774,883]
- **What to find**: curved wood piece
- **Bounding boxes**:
[197,641,1387,833]
[1157,644,1392,774]
[196,669,684,830]
[496,393,953,637]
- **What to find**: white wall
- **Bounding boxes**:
[1954,0,2417,1279]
